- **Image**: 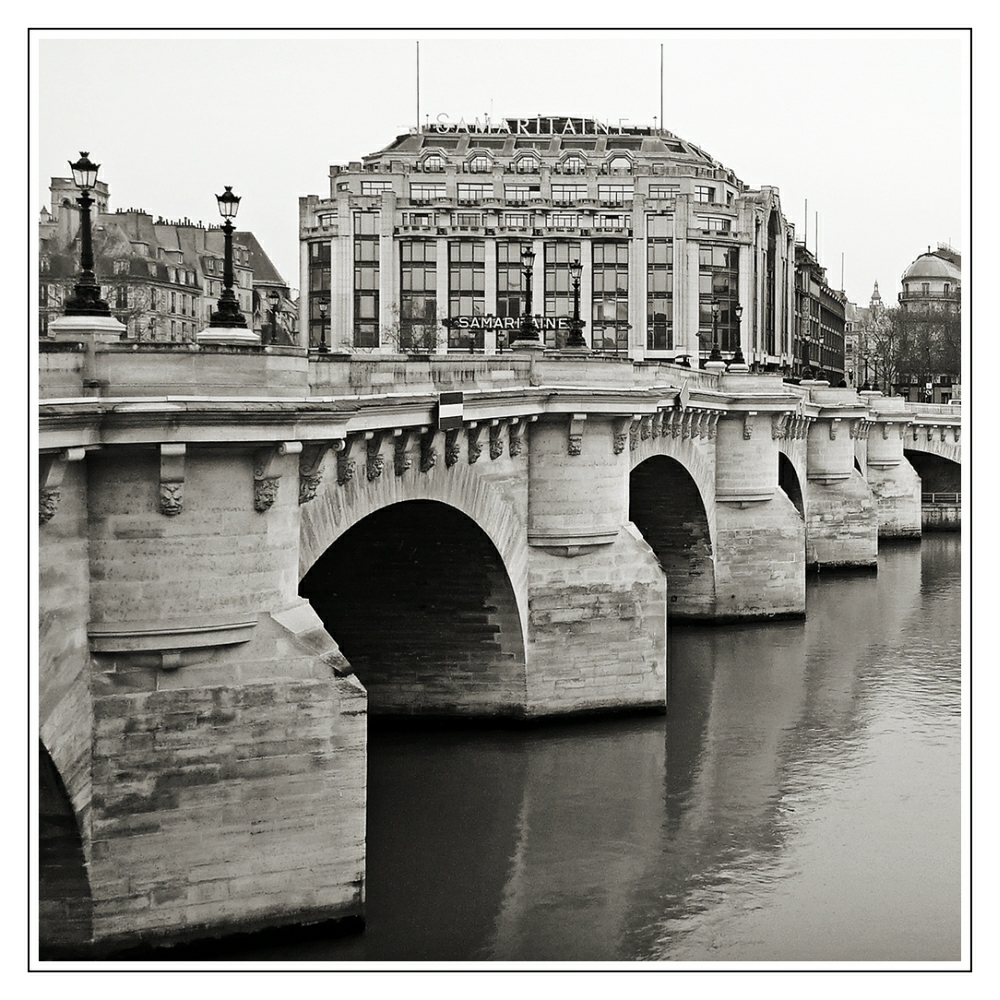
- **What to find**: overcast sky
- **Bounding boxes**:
[33,27,969,308]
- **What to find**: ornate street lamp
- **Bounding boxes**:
[317,299,329,353]
[266,289,280,345]
[729,303,746,367]
[564,258,589,350]
[63,152,111,316]
[517,244,539,343]
[207,186,247,329]
[709,298,722,362]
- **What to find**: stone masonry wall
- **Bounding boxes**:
[38,460,93,840]
[87,607,365,951]
[712,492,805,620]
[804,470,878,569]
[524,525,667,716]
[868,459,921,537]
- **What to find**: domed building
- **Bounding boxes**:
[894,244,961,403]
[899,245,961,313]
[299,116,798,368]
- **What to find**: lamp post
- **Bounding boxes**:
[206,186,247,329]
[63,153,111,316]
[266,290,280,345]
[317,299,329,353]
[729,302,746,367]
[564,258,589,350]
[709,298,722,362]
[861,354,871,390]
[513,244,540,346]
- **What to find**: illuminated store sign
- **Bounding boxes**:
[423,115,646,137]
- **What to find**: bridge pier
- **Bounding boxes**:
[525,415,667,714]
[865,403,921,537]
[802,393,878,570]
[43,445,367,953]
[711,408,805,619]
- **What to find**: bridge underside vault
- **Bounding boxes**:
[629,456,715,619]
[300,500,527,717]
[903,450,961,494]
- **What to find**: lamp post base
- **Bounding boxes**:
[197,327,262,347]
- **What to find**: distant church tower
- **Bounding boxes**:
[869,281,884,314]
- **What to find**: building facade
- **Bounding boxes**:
[894,244,961,403]
[299,117,798,366]
[39,178,290,343]
[792,244,847,384]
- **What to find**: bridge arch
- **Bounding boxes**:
[38,740,92,955]
[628,454,716,618]
[299,458,529,717]
[903,448,961,495]
[779,451,805,518]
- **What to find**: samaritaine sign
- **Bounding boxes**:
[446,315,571,331]
[422,115,650,136]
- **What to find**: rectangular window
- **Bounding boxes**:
[403,212,435,227]
[503,213,530,229]
[457,182,491,202]
[456,213,481,227]
[551,183,588,203]
[400,240,437,350]
[591,241,629,353]
[353,212,380,348]
[694,185,715,203]
[544,241,582,349]
[598,215,628,230]
[597,184,633,206]
[361,180,393,195]
[648,184,679,202]
[505,184,539,203]
[549,214,580,228]
[410,182,446,202]
[696,216,730,231]
[698,243,741,354]
[496,241,525,326]
[448,241,486,349]
[647,238,674,351]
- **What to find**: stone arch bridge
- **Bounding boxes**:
[37,331,960,954]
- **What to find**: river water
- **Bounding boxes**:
[226,534,965,965]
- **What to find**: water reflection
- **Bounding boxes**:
[239,535,962,963]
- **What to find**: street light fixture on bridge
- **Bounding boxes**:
[207,186,248,330]
[63,152,111,317]
[564,258,589,350]
[513,244,541,347]
[266,290,280,346]
[709,298,722,363]
[728,303,746,368]
[317,300,329,353]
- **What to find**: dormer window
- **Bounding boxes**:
[562,155,585,174]
[469,154,491,173]
[607,155,632,174]
[423,154,445,172]
[516,154,539,173]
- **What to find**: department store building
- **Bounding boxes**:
[299,116,796,367]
